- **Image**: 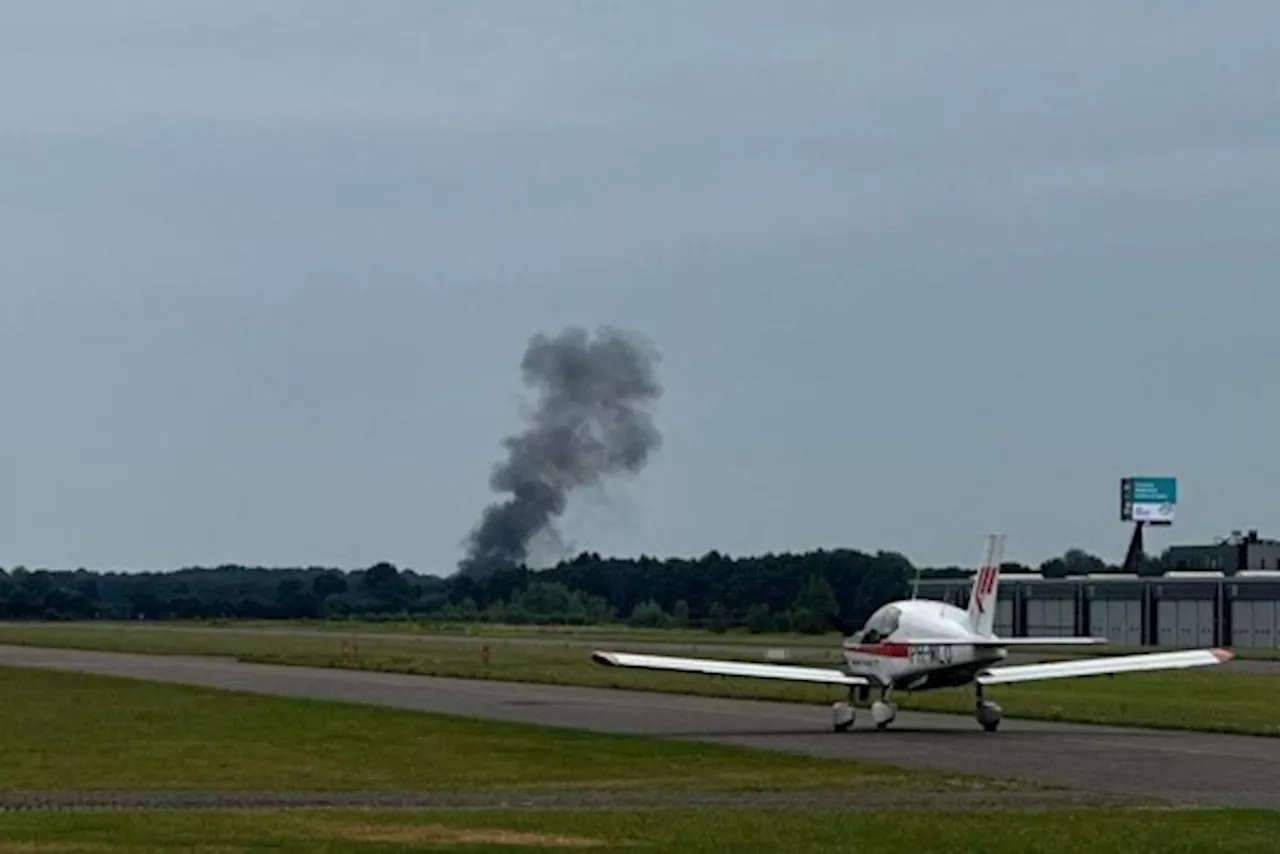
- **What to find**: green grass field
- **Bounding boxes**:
[1,807,1278,853]
[0,661,1276,852]
[0,622,1276,736]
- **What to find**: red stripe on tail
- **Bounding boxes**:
[975,566,996,612]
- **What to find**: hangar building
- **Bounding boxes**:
[917,564,1280,651]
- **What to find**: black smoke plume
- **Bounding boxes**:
[457,326,663,580]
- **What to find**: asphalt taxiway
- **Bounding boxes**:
[0,644,1276,810]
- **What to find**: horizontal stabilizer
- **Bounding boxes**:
[977,648,1233,685]
[592,650,870,686]
[846,636,1107,648]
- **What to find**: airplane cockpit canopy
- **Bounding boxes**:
[855,604,902,644]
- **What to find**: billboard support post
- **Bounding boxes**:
[1122,520,1146,573]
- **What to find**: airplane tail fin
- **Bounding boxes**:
[966,533,1004,637]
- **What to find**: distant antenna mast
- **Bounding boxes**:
[911,562,921,600]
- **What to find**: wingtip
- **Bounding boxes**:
[591,651,618,667]
[1211,648,1235,663]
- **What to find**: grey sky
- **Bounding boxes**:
[2,2,1278,574]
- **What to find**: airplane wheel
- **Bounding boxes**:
[831,701,855,733]
[975,699,1002,733]
[871,701,897,730]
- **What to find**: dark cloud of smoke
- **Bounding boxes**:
[457,326,663,580]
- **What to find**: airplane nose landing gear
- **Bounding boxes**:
[975,684,1002,732]
[976,700,1002,732]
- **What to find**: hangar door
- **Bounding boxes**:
[1231,600,1277,650]
[1089,599,1143,647]
[994,598,1014,637]
[1156,599,1215,648]
[1025,598,1074,637]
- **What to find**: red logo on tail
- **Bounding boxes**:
[974,566,997,613]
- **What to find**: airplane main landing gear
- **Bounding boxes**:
[975,684,1002,732]
[829,686,860,732]
[831,701,855,732]
[871,688,898,730]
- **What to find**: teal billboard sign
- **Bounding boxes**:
[1121,477,1177,524]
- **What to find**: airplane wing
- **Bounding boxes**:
[976,647,1233,685]
[591,650,870,685]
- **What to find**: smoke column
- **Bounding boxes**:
[457,326,663,580]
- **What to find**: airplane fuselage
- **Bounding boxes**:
[839,599,1008,691]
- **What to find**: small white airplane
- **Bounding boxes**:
[591,534,1234,732]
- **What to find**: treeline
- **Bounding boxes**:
[0,545,1154,629]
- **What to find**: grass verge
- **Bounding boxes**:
[0,807,1277,853]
